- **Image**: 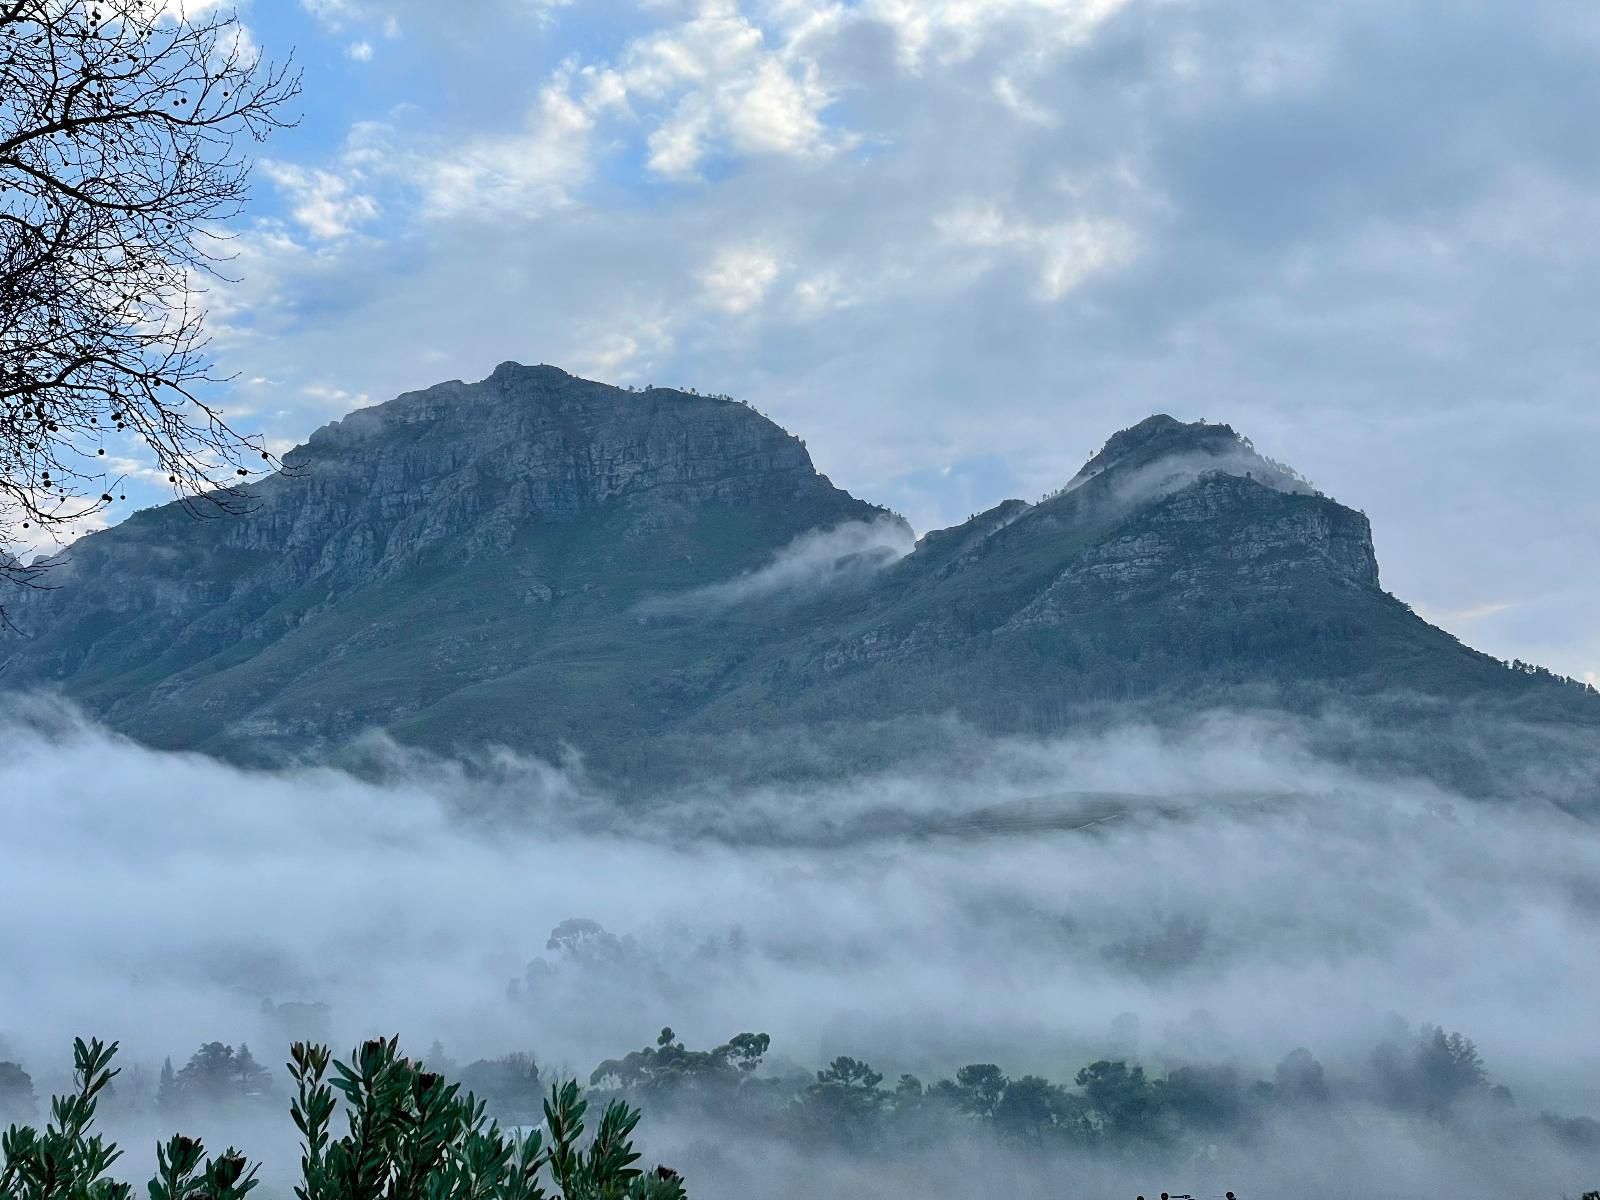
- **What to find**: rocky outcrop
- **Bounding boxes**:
[263,363,841,574]
[1004,473,1379,629]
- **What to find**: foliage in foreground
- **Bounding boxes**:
[0,1038,685,1200]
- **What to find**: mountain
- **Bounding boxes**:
[3,363,1596,800]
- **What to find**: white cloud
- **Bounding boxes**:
[214,15,260,67]
[299,0,358,26]
[699,245,783,314]
[300,383,370,409]
[642,516,914,613]
[260,163,380,240]
[937,202,1138,300]
[790,269,857,318]
[347,39,375,61]
[103,455,179,487]
[567,316,676,383]
[418,78,595,219]
[594,2,836,179]
[866,0,1133,68]
[646,102,714,177]
[5,506,113,562]
[1413,600,1516,625]
[992,74,1056,124]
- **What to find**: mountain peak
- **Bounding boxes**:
[1071,414,1244,480]
[486,360,581,387]
[1061,413,1314,499]
[295,362,802,473]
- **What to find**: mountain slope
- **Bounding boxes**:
[665,417,1581,734]
[0,364,887,754]
[2,366,1595,798]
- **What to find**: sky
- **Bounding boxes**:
[113,0,1600,683]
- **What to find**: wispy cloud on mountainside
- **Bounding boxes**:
[1059,447,1320,518]
[639,516,914,615]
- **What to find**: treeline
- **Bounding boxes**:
[5,1022,1599,1198]
[572,1022,1600,1161]
[11,1019,1593,1161]
[1501,656,1600,695]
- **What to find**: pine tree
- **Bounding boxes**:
[156,1056,178,1114]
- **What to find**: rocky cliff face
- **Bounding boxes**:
[267,362,842,578]
[1005,471,1379,629]
[1,373,1594,792]
[0,364,880,728]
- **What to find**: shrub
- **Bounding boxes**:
[0,1038,686,1200]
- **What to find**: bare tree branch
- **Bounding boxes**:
[1,0,300,599]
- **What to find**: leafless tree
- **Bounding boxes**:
[0,0,299,602]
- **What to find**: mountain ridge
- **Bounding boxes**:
[2,363,1595,800]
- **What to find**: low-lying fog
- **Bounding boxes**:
[2,695,1597,1197]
